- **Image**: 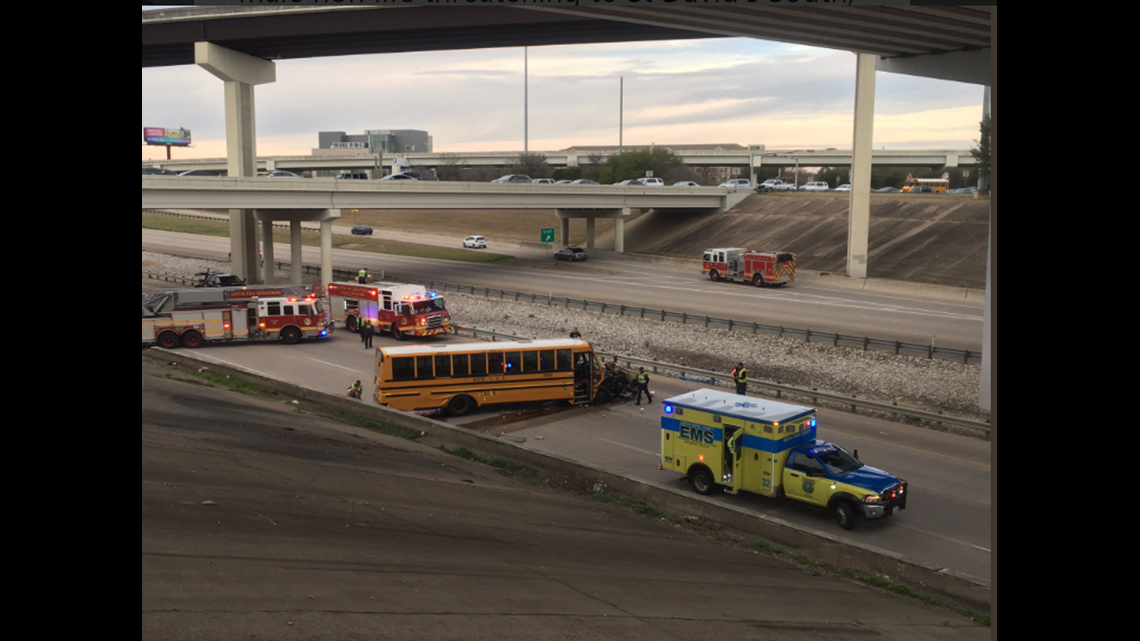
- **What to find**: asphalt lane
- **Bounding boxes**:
[142,365,987,640]
[142,228,983,352]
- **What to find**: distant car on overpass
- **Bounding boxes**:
[142,167,179,176]
[262,170,303,178]
[492,174,532,183]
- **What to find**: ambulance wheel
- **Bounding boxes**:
[448,395,475,417]
[157,332,180,349]
[689,467,715,495]
[181,330,204,348]
[753,274,765,287]
[281,327,302,345]
[834,500,857,530]
[347,316,359,332]
[709,269,721,282]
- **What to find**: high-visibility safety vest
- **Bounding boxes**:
[735,368,747,383]
[637,373,648,384]
[358,269,367,278]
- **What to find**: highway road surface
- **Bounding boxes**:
[142,228,983,353]
[142,364,988,640]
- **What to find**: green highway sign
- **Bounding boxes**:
[541,228,555,243]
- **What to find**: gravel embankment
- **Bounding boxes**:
[143,251,987,424]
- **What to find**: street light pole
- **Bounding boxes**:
[619,76,624,154]
[524,47,528,153]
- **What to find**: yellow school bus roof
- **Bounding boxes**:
[379,338,589,357]
[664,388,815,425]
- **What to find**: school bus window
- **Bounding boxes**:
[435,355,451,378]
[415,356,433,380]
[540,350,554,370]
[392,357,415,381]
[452,354,469,377]
[556,349,572,371]
[505,351,521,374]
[471,353,487,376]
[488,352,505,374]
[522,351,538,372]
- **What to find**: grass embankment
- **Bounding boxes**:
[142,212,514,264]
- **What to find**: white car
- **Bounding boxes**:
[532,178,555,184]
[719,179,752,189]
[834,184,851,192]
[672,181,700,187]
[800,181,831,192]
[463,235,487,249]
[639,177,665,187]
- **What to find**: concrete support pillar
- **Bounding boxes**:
[614,213,626,254]
[196,42,275,285]
[846,52,876,280]
[320,217,334,288]
[586,217,596,250]
[290,221,304,283]
[560,217,570,247]
[260,217,275,284]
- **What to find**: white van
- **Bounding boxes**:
[639,177,664,187]
[800,181,831,192]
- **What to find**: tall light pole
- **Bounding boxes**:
[619,76,624,154]
[524,47,528,153]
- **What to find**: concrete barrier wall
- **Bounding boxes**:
[144,348,990,610]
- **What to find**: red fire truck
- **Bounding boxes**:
[701,247,796,287]
[327,281,453,341]
[142,284,333,348]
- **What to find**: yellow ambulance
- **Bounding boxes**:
[660,389,908,530]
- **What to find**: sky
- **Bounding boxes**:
[141,25,986,161]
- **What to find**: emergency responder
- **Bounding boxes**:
[347,380,363,399]
[358,268,368,284]
[732,362,748,396]
[361,321,374,349]
[635,367,652,405]
[569,327,582,339]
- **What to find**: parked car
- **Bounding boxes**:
[719,179,753,189]
[263,170,302,178]
[492,174,532,183]
[639,177,665,187]
[554,246,588,262]
[193,272,247,288]
[800,181,830,192]
[142,167,179,175]
[351,225,374,235]
[533,178,555,185]
[463,235,487,249]
[834,184,851,192]
[178,169,220,177]
[380,173,418,180]
[570,179,598,185]
[672,181,700,187]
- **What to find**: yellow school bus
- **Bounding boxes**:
[900,178,950,193]
[374,339,610,416]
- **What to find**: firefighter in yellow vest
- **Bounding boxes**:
[635,367,652,406]
[732,362,748,396]
[358,268,368,284]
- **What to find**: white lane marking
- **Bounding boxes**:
[596,437,658,457]
[167,350,277,379]
[307,357,360,372]
[894,522,991,553]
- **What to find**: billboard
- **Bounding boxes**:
[144,127,192,146]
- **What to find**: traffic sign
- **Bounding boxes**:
[541,227,555,243]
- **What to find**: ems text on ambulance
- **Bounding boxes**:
[660,388,908,530]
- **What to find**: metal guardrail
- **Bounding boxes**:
[452,325,990,434]
[418,281,980,364]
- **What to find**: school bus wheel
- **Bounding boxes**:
[594,386,613,405]
[689,466,715,495]
[833,499,857,530]
[448,395,475,417]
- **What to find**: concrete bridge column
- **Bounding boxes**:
[586,217,596,250]
[321,214,335,288]
[290,221,304,283]
[260,216,275,284]
[846,52,876,280]
[614,212,625,254]
[195,42,275,284]
[560,217,570,247]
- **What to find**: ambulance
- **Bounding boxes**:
[660,388,908,530]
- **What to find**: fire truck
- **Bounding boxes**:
[327,281,453,341]
[701,247,796,287]
[142,285,333,348]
